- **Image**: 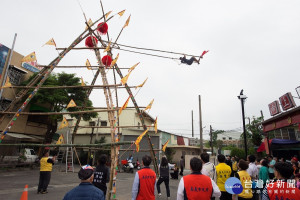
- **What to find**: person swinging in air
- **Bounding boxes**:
[179,50,209,65]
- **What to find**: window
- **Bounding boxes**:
[222,137,226,140]
[100,121,107,127]
[8,65,27,85]
[229,137,232,140]
[174,135,177,140]
[89,121,96,126]
[0,99,12,111]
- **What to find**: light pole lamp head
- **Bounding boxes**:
[237,89,247,100]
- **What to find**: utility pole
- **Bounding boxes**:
[88,121,96,165]
[237,90,248,159]
[210,125,213,155]
[191,110,194,137]
[199,95,203,153]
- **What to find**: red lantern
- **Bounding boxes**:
[102,55,112,67]
[97,22,108,35]
[85,36,98,48]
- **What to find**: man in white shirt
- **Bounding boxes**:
[247,155,258,200]
[177,157,221,200]
[201,153,216,181]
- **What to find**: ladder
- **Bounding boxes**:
[56,150,65,163]
[65,130,74,173]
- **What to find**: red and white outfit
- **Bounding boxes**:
[132,167,156,200]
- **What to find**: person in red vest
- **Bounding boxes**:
[262,162,300,200]
[132,155,156,200]
[177,157,221,200]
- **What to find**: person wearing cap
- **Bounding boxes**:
[132,155,156,200]
[262,162,300,200]
[37,151,56,194]
[177,157,221,200]
[63,165,104,200]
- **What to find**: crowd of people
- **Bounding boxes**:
[37,150,300,200]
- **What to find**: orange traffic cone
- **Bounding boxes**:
[20,184,28,200]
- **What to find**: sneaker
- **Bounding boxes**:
[41,191,48,194]
[158,193,162,197]
[167,197,171,200]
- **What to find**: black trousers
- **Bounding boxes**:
[38,171,51,192]
[180,166,184,175]
[220,191,232,200]
[156,176,170,197]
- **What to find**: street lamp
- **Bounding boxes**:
[237,89,248,159]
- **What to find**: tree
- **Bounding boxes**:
[21,72,97,143]
[246,116,263,146]
[211,129,225,148]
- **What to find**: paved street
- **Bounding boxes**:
[0,165,186,200]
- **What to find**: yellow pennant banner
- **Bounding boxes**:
[110,53,119,68]
[58,117,69,130]
[120,71,132,85]
[118,10,125,17]
[81,77,85,86]
[43,38,56,47]
[154,117,158,134]
[67,99,77,109]
[85,18,93,30]
[119,95,131,116]
[135,77,148,89]
[56,134,64,144]
[1,77,12,88]
[105,11,112,19]
[128,62,139,73]
[135,128,149,152]
[103,42,111,53]
[144,99,154,111]
[123,15,131,28]
[86,59,92,70]
[162,139,170,152]
[21,52,37,62]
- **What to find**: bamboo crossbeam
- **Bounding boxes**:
[39,65,130,69]
[0,141,131,148]
[0,109,116,115]
[70,125,153,128]
[4,84,122,89]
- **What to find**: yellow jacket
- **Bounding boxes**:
[237,170,253,199]
[40,157,53,171]
[216,163,232,191]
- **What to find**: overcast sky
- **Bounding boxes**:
[1,0,300,139]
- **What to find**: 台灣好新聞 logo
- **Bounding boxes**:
[225,177,243,194]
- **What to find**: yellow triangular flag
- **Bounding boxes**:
[67,99,77,109]
[85,18,93,30]
[58,117,69,130]
[56,134,64,144]
[123,15,131,28]
[110,53,119,68]
[118,10,125,17]
[144,99,154,111]
[81,77,85,86]
[120,71,132,85]
[154,117,158,134]
[135,128,149,152]
[135,78,148,89]
[119,95,131,116]
[103,42,111,53]
[1,77,12,88]
[162,139,170,152]
[43,38,56,47]
[86,59,92,70]
[128,62,139,73]
[105,11,112,19]
[21,52,37,62]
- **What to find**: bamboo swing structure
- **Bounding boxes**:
[0,3,161,200]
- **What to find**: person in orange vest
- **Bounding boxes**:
[37,151,56,194]
[262,162,300,200]
[177,157,221,200]
[132,155,156,200]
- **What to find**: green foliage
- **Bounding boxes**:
[230,147,245,159]
[211,129,225,148]
[246,116,263,146]
[165,148,176,162]
[22,72,97,121]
